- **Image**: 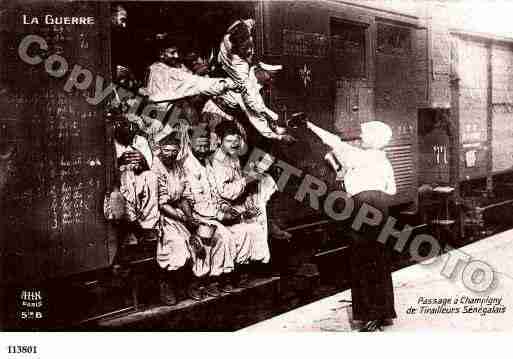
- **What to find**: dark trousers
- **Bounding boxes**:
[349,190,396,321]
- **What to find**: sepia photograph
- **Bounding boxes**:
[1,0,513,341]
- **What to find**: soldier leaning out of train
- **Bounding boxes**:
[292,114,397,332]
[212,19,293,143]
[143,41,240,130]
[202,61,294,144]
[211,121,278,284]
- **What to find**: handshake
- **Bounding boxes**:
[286,112,307,129]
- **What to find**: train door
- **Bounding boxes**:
[330,17,374,138]
[375,19,419,205]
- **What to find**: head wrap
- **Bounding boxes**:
[258,62,282,72]
[361,121,392,149]
[155,122,190,162]
[158,130,181,146]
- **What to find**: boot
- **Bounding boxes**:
[233,265,253,289]
[359,320,383,332]
[175,266,191,302]
[203,278,222,297]
[218,273,235,293]
[159,279,177,306]
[159,270,177,306]
[187,277,205,301]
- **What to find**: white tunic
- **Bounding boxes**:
[145,62,229,103]
[216,22,281,139]
[182,154,253,273]
[211,149,275,263]
[152,157,191,271]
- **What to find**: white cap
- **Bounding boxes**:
[258,62,283,72]
[361,121,392,149]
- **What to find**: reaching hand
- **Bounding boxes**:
[287,112,307,129]
[119,150,146,168]
[279,133,297,144]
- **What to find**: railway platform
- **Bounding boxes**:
[242,229,513,331]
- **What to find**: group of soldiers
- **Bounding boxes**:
[107,7,399,331]
[106,15,293,305]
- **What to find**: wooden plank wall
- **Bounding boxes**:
[491,43,513,173]
[453,37,490,181]
[428,2,452,108]
[0,1,111,283]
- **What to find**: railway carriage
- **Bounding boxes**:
[1,0,513,328]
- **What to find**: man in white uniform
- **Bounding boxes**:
[211,121,277,265]
[214,19,293,142]
[110,118,159,245]
[203,62,292,142]
[142,43,240,141]
[182,124,253,294]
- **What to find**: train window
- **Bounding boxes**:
[330,19,367,79]
[377,22,412,57]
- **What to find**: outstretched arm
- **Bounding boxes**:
[237,96,282,139]
[306,121,345,150]
[146,64,235,102]
[306,121,362,168]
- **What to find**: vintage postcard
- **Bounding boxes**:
[1,0,513,342]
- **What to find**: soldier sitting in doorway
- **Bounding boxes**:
[105,116,160,262]
[181,123,256,294]
[211,121,280,280]
[152,128,219,305]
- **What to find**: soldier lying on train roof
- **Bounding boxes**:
[292,113,397,332]
[211,121,280,281]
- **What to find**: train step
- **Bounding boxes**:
[79,276,281,330]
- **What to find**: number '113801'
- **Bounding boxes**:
[7,345,38,354]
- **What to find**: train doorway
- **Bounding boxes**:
[111,1,258,84]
